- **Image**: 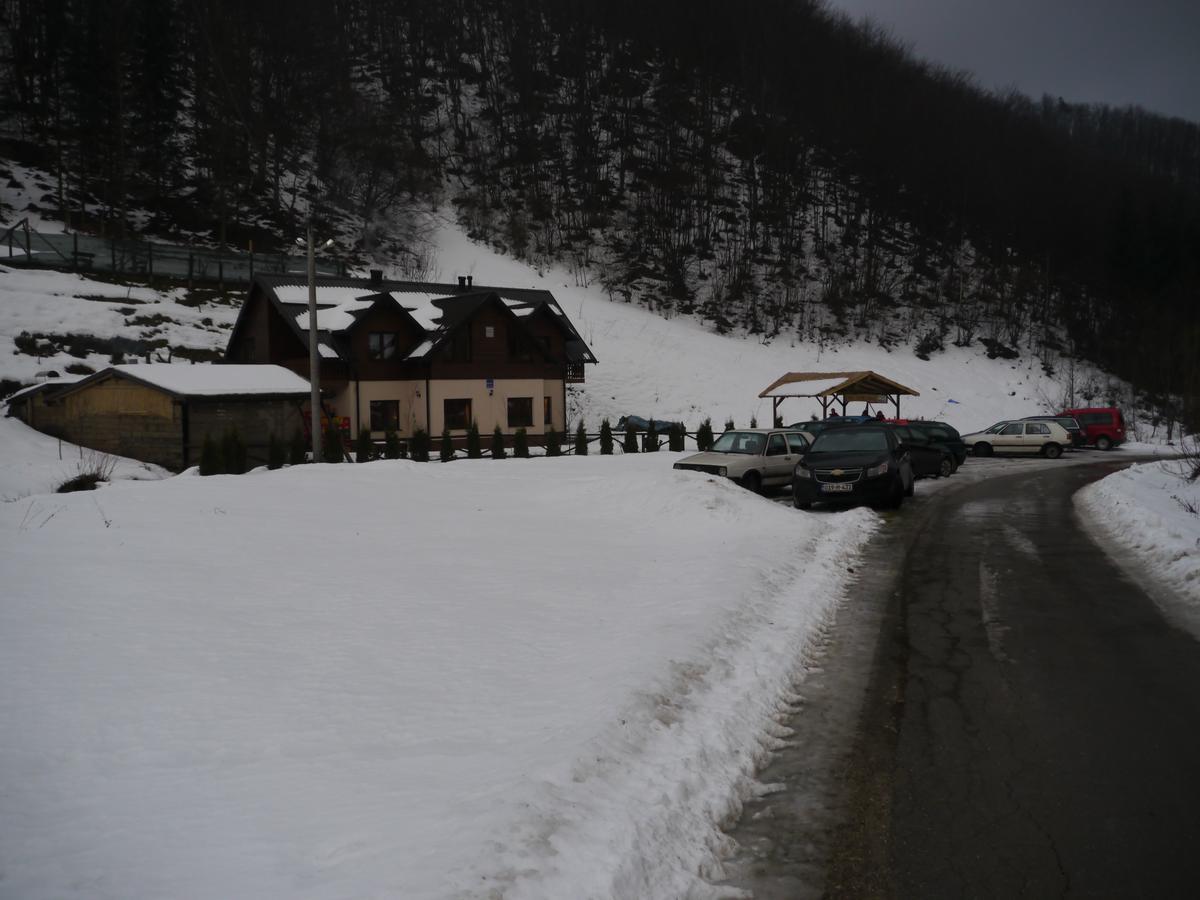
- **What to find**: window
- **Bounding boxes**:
[369,332,399,360]
[544,396,553,425]
[507,397,533,428]
[370,400,400,432]
[442,329,471,363]
[1000,423,1024,435]
[785,433,808,454]
[1080,412,1113,426]
[444,398,472,430]
[766,434,787,456]
[1025,423,1050,436]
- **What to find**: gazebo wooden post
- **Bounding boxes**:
[773,396,781,424]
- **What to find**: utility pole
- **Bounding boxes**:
[306,224,322,462]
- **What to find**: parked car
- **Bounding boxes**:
[1021,415,1086,448]
[961,420,1071,458]
[792,425,915,510]
[881,423,957,478]
[884,419,968,467]
[673,428,811,493]
[785,415,873,436]
[1058,406,1126,450]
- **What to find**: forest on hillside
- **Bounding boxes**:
[2,0,1198,425]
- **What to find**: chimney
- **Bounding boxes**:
[369,268,383,285]
[466,275,473,288]
[458,276,466,289]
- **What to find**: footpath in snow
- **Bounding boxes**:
[0,454,876,899]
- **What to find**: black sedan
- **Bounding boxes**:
[884,423,957,478]
[792,426,915,510]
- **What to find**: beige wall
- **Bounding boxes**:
[429,378,564,435]
[329,380,425,437]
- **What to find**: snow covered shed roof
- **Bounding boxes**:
[57,364,311,399]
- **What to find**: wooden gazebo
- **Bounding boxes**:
[759,371,920,421]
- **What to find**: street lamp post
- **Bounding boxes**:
[306,225,323,462]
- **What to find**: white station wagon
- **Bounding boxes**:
[673,428,812,493]
[961,420,1072,459]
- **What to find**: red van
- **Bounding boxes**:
[1058,407,1126,450]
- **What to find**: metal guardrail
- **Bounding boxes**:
[0,220,345,285]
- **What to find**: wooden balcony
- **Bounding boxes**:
[565,362,585,383]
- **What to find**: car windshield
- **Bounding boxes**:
[811,429,889,453]
[710,431,766,454]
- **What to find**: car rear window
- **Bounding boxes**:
[811,430,890,453]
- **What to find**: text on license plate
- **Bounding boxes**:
[821,483,853,493]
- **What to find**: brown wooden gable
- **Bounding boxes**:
[428,295,561,381]
[337,297,427,380]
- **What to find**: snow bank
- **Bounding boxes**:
[1076,459,1200,631]
[0,416,168,500]
[0,455,876,899]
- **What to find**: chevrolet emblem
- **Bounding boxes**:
[831,468,844,476]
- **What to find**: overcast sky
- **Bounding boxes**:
[824,0,1200,123]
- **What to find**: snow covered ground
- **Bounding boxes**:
[0,216,1189,899]
[1076,458,1200,636]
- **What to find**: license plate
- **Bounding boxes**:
[821,483,853,493]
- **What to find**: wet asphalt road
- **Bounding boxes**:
[722,458,1200,899]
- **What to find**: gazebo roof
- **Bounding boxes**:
[759,371,920,401]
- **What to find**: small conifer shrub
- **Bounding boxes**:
[546,426,562,456]
[222,428,247,474]
[323,426,343,463]
[440,428,455,462]
[668,423,685,452]
[623,422,639,453]
[355,427,374,463]
[200,434,221,475]
[466,421,482,458]
[643,420,660,452]
[749,415,758,428]
[724,418,735,432]
[574,420,588,455]
[491,425,507,459]
[267,433,285,470]
[513,427,530,458]
[411,428,430,462]
[697,418,714,451]
[384,430,401,459]
[289,429,307,465]
[599,418,614,455]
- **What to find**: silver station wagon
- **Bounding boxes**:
[673,428,812,493]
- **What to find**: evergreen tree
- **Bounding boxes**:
[697,418,714,451]
[599,418,614,455]
[222,428,246,474]
[355,427,374,462]
[466,421,482,458]
[440,428,455,462]
[384,430,401,459]
[725,418,735,432]
[491,425,507,459]
[411,428,430,462]
[323,426,343,463]
[546,426,562,456]
[267,433,285,470]
[623,423,639,453]
[514,427,530,458]
[668,423,685,451]
[644,419,660,452]
[574,420,588,455]
[290,429,307,465]
[199,433,221,475]
[749,415,758,428]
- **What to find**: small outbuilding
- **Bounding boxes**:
[42,364,312,470]
[759,371,921,421]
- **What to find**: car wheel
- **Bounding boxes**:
[743,471,762,494]
[974,441,993,457]
[905,476,915,496]
[938,456,954,478]
[1096,435,1113,451]
[793,497,812,511]
[1042,443,1063,460]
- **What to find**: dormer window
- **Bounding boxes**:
[369,332,399,360]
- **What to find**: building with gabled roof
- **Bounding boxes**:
[226,273,597,444]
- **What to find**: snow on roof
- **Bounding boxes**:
[391,292,455,331]
[500,297,537,317]
[274,285,377,308]
[293,297,376,333]
[760,376,850,398]
[318,343,338,359]
[3,375,85,403]
[405,338,436,360]
[110,364,310,396]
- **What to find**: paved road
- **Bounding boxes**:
[722,458,1200,899]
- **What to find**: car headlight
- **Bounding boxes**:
[794,464,812,479]
[866,461,890,478]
